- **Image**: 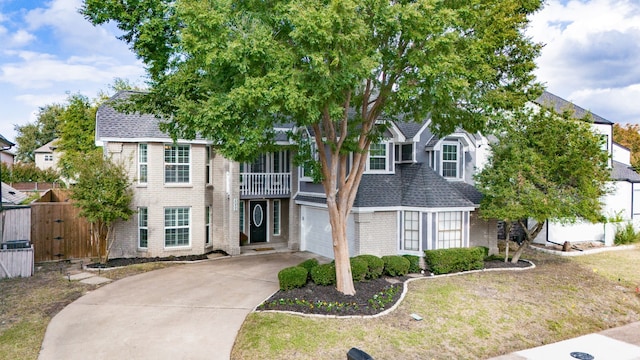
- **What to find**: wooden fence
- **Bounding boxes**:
[31,189,100,262]
[1,206,31,242]
[0,247,34,278]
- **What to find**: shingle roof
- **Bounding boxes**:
[612,161,640,183]
[534,91,612,125]
[449,182,483,206]
[394,120,426,140]
[1,182,27,205]
[96,91,206,141]
[0,134,14,148]
[34,139,59,154]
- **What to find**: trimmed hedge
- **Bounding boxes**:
[310,263,336,286]
[402,254,421,273]
[354,254,385,279]
[423,247,485,275]
[350,257,368,282]
[382,255,410,276]
[278,266,308,290]
[298,258,319,279]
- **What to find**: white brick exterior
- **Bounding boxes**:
[353,211,398,256]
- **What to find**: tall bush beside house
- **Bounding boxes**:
[423,247,485,275]
[614,223,640,245]
[70,152,134,264]
[402,255,421,273]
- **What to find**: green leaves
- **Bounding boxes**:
[475,107,611,225]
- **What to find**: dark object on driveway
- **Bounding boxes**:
[347,347,373,360]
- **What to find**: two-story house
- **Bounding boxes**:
[34,139,60,171]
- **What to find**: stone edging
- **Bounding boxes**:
[253,260,536,319]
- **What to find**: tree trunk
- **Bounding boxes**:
[511,220,545,263]
[503,221,512,263]
[328,204,355,295]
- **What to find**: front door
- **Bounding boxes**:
[249,201,267,243]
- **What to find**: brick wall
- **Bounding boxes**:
[354,211,398,256]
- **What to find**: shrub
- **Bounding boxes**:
[350,257,368,282]
[298,258,319,273]
[423,247,485,275]
[382,255,410,276]
[310,263,336,286]
[402,254,421,273]
[277,266,308,290]
[354,254,384,279]
[614,223,640,245]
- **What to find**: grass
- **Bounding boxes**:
[231,247,640,360]
[0,261,178,360]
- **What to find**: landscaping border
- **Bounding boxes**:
[531,244,636,257]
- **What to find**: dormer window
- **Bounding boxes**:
[441,141,461,179]
[394,143,414,163]
[366,142,390,172]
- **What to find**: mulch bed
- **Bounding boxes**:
[85,252,221,268]
[258,259,533,316]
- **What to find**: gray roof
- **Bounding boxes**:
[449,182,483,206]
[1,182,27,205]
[612,161,640,183]
[96,91,205,141]
[394,120,426,140]
[535,91,612,125]
[0,134,14,148]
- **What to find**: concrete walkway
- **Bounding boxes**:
[38,252,318,360]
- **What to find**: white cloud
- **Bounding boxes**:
[10,29,34,46]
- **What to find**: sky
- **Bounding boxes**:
[1,0,639,146]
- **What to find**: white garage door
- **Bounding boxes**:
[300,206,355,259]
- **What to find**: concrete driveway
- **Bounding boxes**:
[39,252,318,360]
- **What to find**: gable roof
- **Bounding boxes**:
[0,134,14,149]
[96,91,207,142]
[534,91,612,125]
[1,182,27,205]
[34,138,59,154]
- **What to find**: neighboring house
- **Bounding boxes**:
[34,139,60,171]
[1,182,27,206]
[0,148,14,165]
[531,92,640,246]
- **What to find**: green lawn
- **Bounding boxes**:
[232,247,640,360]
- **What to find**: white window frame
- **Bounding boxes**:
[138,207,148,249]
[437,211,463,249]
[205,206,211,245]
[164,144,191,184]
[366,141,390,173]
[394,143,414,164]
[441,141,461,179]
[300,141,318,181]
[273,199,281,236]
[138,143,148,184]
[206,146,212,185]
[164,207,191,248]
[401,210,421,252]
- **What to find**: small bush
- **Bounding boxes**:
[614,223,640,245]
[298,258,319,273]
[423,247,485,275]
[350,257,368,282]
[382,255,410,276]
[278,266,308,290]
[310,263,336,286]
[402,255,421,273]
[354,254,384,279]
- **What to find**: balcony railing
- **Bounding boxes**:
[240,173,291,197]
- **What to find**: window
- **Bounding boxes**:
[44,154,53,162]
[205,206,211,244]
[239,201,245,233]
[165,207,190,247]
[273,200,281,236]
[367,142,388,171]
[138,207,148,248]
[138,144,148,184]
[402,211,420,251]
[394,143,414,163]
[164,144,190,183]
[273,150,290,173]
[301,141,318,180]
[437,211,463,249]
[206,146,212,184]
[441,142,459,178]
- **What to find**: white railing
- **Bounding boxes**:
[240,173,291,196]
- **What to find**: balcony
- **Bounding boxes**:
[240,173,291,197]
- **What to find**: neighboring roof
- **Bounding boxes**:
[34,138,59,154]
[1,182,28,205]
[96,91,206,141]
[0,134,14,148]
[534,91,612,125]
[394,120,426,140]
[611,161,640,183]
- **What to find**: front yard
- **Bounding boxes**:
[232,247,640,360]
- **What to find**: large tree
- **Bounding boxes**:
[82,0,543,295]
[56,93,99,179]
[14,104,64,163]
[475,108,610,263]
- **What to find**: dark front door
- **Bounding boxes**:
[249,201,267,243]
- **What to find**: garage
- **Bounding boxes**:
[300,205,355,259]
